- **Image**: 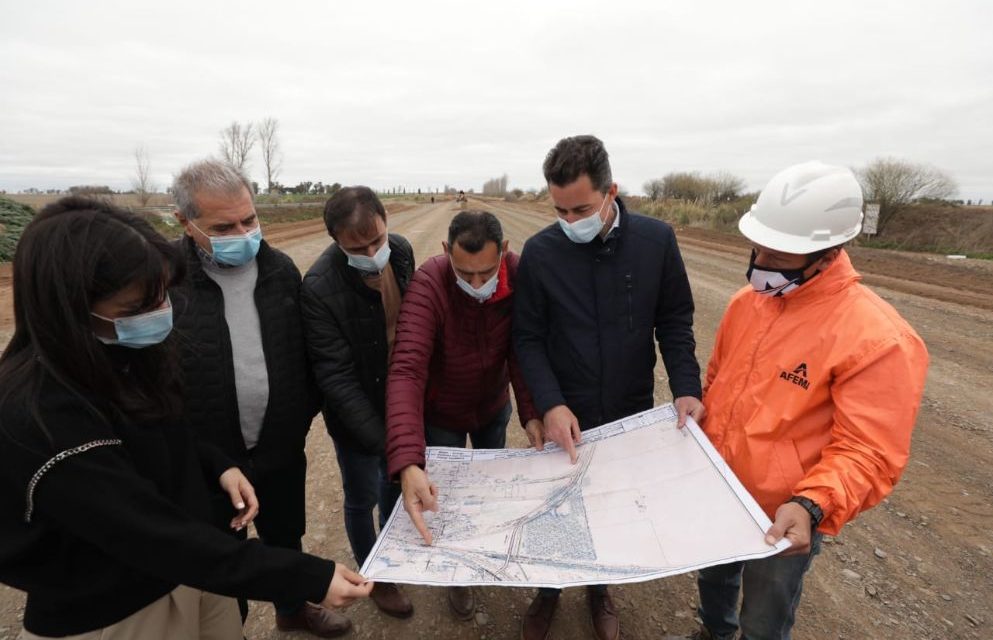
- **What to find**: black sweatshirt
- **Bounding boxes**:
[0,378,335,636]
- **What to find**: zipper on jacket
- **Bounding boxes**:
[625,273,633,330]
[724,298,786,438]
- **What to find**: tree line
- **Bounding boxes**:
[642,158,960,234]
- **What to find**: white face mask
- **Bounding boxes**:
[454,258,501,303]
[557,194,610,243]
[345,238,391,273]
[746,251,818,297]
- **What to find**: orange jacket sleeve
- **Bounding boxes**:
[792,329,929,535]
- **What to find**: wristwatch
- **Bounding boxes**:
[788,496,824,527]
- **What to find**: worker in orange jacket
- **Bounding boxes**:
[667,161,929,640]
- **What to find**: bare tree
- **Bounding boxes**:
[132,145,154,206]
[709,171,745,202]
[662,172,710,202]
[652,171,745,204]
[857,157,958,232]
[257,117,282,194]
[643,179,665,201]
[219,121,256,172]
[482,173,509,196]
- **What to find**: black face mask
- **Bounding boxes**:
[746,250,821,297]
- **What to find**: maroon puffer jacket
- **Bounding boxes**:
[386,252,538,478]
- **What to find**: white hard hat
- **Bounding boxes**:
[738,161,864,254]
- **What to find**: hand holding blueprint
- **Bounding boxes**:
[361,404,791,588]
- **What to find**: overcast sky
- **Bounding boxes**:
[1,1,991,199]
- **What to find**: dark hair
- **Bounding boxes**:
[542,135,613,192]
[323,186,386,238]
[447,210,503,253]
[0,196,186,433]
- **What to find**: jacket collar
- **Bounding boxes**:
[772,249,861,306]
[488,255,513,304]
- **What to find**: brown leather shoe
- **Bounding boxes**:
[588,587,619,640]
[275,602,352,638]
[371,582,414,619]
[521,591,560,640]
[447,586,476,620]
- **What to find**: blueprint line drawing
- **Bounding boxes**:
[361,404,791,588]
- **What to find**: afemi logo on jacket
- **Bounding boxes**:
[779,362,810,390]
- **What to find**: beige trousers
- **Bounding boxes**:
[19,586,242,640]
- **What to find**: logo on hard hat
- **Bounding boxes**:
[780,184,808,206]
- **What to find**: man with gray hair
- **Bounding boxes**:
[170,159,349,637]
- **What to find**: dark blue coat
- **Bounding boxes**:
[513,198,701,430]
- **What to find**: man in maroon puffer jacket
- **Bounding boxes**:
[385,210,543,621]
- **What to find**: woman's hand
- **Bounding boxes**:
[218,467,259,531]
[321,565,374,608]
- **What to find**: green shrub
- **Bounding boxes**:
[0,197,36,261]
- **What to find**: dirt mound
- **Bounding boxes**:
[874,204,993,257]
[676,227,993,311]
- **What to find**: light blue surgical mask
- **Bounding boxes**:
[92,297,174,348]
[191,222,262,267]
[557,195,610,243]
[346,239,391,274]
[454,256,501,303]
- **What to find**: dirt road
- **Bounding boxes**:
[1,199,990,639]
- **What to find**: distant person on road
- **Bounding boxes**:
[513,135,703,640]
[386,210,542,622]
[169,160,346,637]
[300,186,418,623]
[0,197,370,640]
[664,162,929,640]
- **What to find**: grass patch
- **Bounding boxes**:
[0,197,36,261]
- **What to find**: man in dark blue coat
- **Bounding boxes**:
[513,135,704,640]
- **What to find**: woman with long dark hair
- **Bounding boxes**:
[0,197,371,639]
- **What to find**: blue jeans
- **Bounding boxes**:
[424,402,511,449]
[697,533,823,640]
[332,442,401,566]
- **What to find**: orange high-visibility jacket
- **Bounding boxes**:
[702,251,929,535]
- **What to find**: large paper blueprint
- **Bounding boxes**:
[361,404,790,588]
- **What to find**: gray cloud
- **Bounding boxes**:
[1,0,990,199]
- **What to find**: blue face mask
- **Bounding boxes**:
[453,255,501,303]
[92,297,173,348]
[192,222,263,267]
[346,239,391,274]
[557,195,610,243]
